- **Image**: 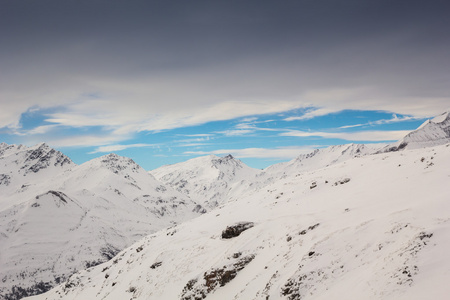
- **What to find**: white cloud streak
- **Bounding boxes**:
[280,129,411,142]
[284,107,340,121]
[180,134,215,137]
[10,125,59,136]
[339,114,422,129]
[89,143,157,154]
[215,129,255,136]
[214,118,280,137]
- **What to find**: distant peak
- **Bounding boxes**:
[102,153,120,159]
[418,111,450,129]
[382,111,450,152]
[214,154,237,164]
[99,153,136,164]
[95,153,141,174]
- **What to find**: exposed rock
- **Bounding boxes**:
[150,262,162,269]
[334,178,351,186]
[221,222,254,239]
[180,254,255,300]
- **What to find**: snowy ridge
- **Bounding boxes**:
[27,143,450,300]
[0,142,73,176]
[0,147,204,300]
[265,143,384,176]
[151,154,262,210]
[0,143,74,200]
[382,111,450,151]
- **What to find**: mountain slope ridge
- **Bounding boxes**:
[26,143,450,300]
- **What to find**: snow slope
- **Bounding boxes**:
[28,143,450,300]
[0,147,204,300]
[151,145,387,211]
[151,155,261,210]
[264,143,384,176]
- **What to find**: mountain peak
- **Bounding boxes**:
[151,154,260,210]
[383,111,450,152]
[90,153,142,174]
[431,111,450,124]
[212,154,240,166]
[35,142,49,149]
[101,152,122,160]
[20,143,73,174]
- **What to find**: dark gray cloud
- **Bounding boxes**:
[3,0,448,68]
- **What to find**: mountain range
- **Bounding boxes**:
[0,112,449,300]
[0,145,204,300]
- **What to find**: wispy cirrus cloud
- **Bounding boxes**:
[10,124,59,136]
[215,129,255,137]
[89,143,157,154]
[176,143,209,147]
[339,114,421,129]
[180,134,215,137]
[176,136,212,143]
[280,129,410,142]
[284,107,340,121]
[174,136,213,148]
[215,118,279,137]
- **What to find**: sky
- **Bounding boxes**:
[1,0,449,170]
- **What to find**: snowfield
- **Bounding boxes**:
[26,143,450,300]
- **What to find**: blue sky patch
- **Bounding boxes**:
[0,107,428,169]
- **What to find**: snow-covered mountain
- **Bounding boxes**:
[264,143,384,176]
[151,154,262,210]
[151,112,450,209]
[4,112,450,300]
[27,142,450,300]
[0,146,204,300]
[382,111,450,151]
[151,145,385,212]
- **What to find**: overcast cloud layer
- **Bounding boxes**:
[2,1,450,132]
